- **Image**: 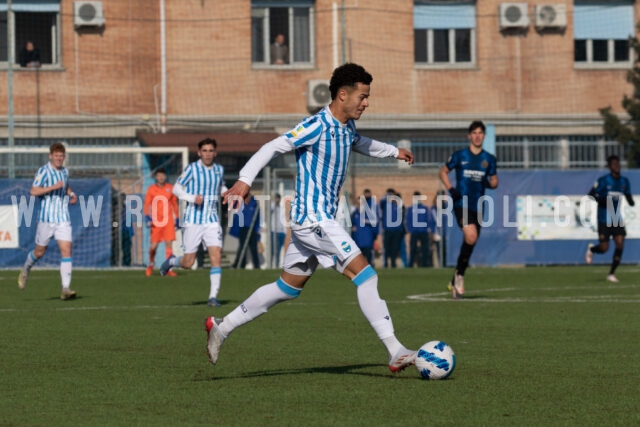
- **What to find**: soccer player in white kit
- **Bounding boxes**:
[160,138,227,307]
[205,63,418,373]
[18,142,78,300]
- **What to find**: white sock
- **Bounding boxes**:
[60,257,72,288]
[209,267,222,299]
[23,250,37,271]
[219,278,300,337]
[353,266,403,358]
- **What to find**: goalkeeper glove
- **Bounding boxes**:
[174,218,180,229]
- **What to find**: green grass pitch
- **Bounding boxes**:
[1,266,639,426]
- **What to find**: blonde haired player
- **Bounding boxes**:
[18,142,78,300]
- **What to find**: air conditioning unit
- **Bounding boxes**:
[499,3,529,30]
[74,1,105,28]
[534,4,567,29]
[307,80,331,110]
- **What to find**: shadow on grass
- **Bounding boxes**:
[194,363,422,381]
[189,299,231,306]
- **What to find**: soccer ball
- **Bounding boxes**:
[415,341,456,380]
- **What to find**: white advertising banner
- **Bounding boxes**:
[0,205,20,248]
[516,195,640,240]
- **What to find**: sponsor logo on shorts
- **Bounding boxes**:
[341,241,351,253]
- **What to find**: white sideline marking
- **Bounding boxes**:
[408,284,640,303]
[0,304,200,313]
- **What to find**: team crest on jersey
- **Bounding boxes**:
[481,160,488,168]
[34,171,46,186]
[341,241,352,253]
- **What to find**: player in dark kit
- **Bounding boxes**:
[439,121,498,299]
[584,155,634,282]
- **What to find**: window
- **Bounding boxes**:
[251,1,314,67]
[0,0,60,68]
[414,1,476,68]
[573,1,633,68]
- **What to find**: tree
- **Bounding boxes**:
[600,26,640,167]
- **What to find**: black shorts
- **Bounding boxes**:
[454,207,481,230]
[597,222,626,241]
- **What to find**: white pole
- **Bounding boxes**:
[7,0,15,178]
[332,3,338,69]
[160,0,167,133]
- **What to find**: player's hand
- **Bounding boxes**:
[68,192,78,205]
[626,194,635,207]
[51,181,64,191]
[194,195,204,205]
[449,187,462,202]
[396,148,414,165]
[223,181,250,208]
[145,215,153,227]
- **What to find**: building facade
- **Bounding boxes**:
[0,0,637,161]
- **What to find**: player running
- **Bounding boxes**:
[18,142,78,300]
[439,121,498,299]
[205,63,417,373]
[160,138,227,307]
[144,168,179,276]
[584,155,635,282]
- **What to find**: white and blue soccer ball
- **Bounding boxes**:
[415,341,456,380]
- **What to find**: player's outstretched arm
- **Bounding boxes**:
[396,148,414,165]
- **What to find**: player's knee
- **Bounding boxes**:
[276,278,302,299]
[33,247,46,258]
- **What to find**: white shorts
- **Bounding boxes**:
[35,222,72,247]
[181,223,222,254]
[283,219,361,276]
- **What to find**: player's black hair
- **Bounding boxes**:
[606,154,619,165]
[329,63,373,100]
[198,138,217,150]
[468,121,486,133]
[154,167,167,175]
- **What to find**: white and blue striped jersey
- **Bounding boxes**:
[33,162,70,223]
[239,107,398,225]
[176,160,224,225]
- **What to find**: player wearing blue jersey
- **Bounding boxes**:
[18,142,78,300]
[584,155,634,282]
[160,138,227,306]
[204,63,417,373]
[439,121,498,299]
